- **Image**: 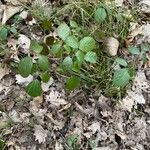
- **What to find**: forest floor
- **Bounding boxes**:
[0,0,150,150]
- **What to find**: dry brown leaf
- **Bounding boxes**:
[34,125,48,144]
[87,122,100,134]
[2,5,22,24]
[46,90,67,107]
[0,67,10,80]
[15,74,33,85]
[18,34,31,54]
[55,142,63,150]
[41,77,54,92]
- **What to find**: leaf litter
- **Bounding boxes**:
[0,0,150,150]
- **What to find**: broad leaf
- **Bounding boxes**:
[18,56,33,77]
[65,36,79,49]
[26,80,42,97]
[57,23,70,40]
[40,72,50,83]
[113,68,130,87]
[115,57,128,67]
[79,37,96,52]
[0,27,8,41]
[70,20,78,28]
[50,43,62,54]
[94,7,107,23]
[62,56,73,71]
[66,76,80,90]
[75,50,84,64]
[30,40,43,53]
[84,52,97,63]
[72,61,81,72]
[64,44,72,53]
[38,55,50,71]
[128,46,140,55]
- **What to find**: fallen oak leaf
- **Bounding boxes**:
[34,125,48,144]
[2,5,22,24]
[0,67,10,80]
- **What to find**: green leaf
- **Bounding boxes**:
[62,56,73,71]
[0,27,8,41]
[115,57,128,67]
[50,43,62,54]
[84,52,97,63]
[38,55,50,71]
[18,56,33,77]
[26,80,42,97]
[30,40,43,53]
[40,72,50,83]
[79,37,96,52]
[0,139,5,150]
[116,14,124,22]
[140,43,150,52]
[10,27,17,33]
[63,44,72,53]
[66,76,80,90]
[57,23,70,40]
[113,68,130,87]
[94,7,107,23]
[65,36,79,49]
[72,61,81,72]
[75,50,84,64]
[70,20,78,28]
[128,46,140,55]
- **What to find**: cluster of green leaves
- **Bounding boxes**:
[0,15,22,41]
[17,19,98,97]
[56,21,98,90]
[112,43,150,88]
[17,19,150,98]
[18,40,50,97]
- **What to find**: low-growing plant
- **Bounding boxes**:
[66,135,79,150]
[0,0,145,99]
[16,18,150,98]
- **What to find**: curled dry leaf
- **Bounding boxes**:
[34,125,48,144]
[105,37,119,56]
